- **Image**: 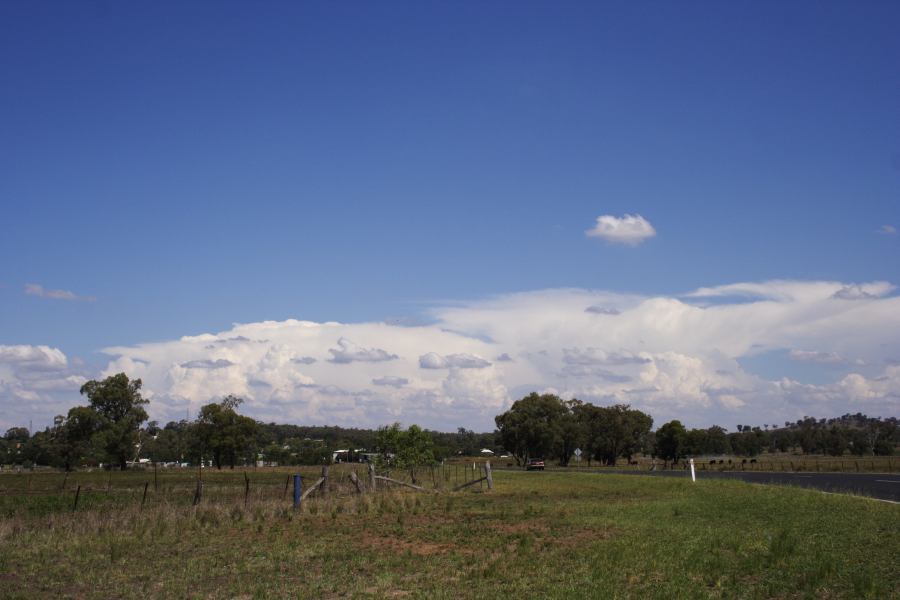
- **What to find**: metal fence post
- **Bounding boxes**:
[293,474,302,509]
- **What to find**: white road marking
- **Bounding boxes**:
[875,479,900,484]
[820,491,899,505]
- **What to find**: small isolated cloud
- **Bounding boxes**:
[25,283,95,302]
[372,376,409,388]
[877,224,896,235]
[495,353,514,362]
[181,359,235,369]
[419,352,492,369]
[586,214,656,246]
[292,356,317,365]
[585,305,620,315]
[328,338,398,363]
[789,350,844,364]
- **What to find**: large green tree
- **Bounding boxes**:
[192,395,258,469]
[79,373,149,469]
[374,423,435,468]
[495,393,568,466]
[576,404,653,466]
[59,405,104,470]
[654,420,688,463]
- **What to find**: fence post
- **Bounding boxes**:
[244,472,250,506]
[320,466,329,498]
[293,474,302,509]
[349,470,365,494]
[141,482,149,510]
[72,485,81,513]
[192,480,203,506]
[368,463,376,492]
[485,461,493,491]
[154,462,159,492]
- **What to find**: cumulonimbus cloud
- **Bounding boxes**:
[586,214,656,246]
[2,280,899,432]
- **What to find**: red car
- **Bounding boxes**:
[526,458,545,471]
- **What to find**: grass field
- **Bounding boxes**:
[1,469,897,599]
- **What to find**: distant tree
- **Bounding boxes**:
[495,393,568,466]
[59,405,104,470]
[822,425,848,457]
[80,373,149,469]
[555,399,585,466]
[374,423,435,468]
[193,395,258,469]
[655,420,688,463]
[4,427,30,443]
[576,404,652,466]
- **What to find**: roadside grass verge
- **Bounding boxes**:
[0,471,897,599]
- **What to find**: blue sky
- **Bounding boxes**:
[2,1,899,431]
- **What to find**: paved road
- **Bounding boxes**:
[603,469,900,502]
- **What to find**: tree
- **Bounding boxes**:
[374,423,435,468]
[80,373,149,469]
[555,400,584,466]
[495,393,568,466]
[59,405,104,470]
[5,427,30,443]
[193,395,258,469]
[576,404,652,466]
[655,420,687,463]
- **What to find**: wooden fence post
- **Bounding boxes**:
[320,466,329,498]
[283,474,290,499]
[485,461,493,491]
[368,463,376,492]
[244,472,250,506]
[72,485,81,513]
[349,471,365,494]
[192,480,203,506]
[154,463,158,492]
[141,482,149,510]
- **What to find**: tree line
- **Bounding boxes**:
[0,373,497,470]
[493,394,898,465]
[2,375,897,470]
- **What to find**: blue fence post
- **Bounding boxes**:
[293,474,302,509]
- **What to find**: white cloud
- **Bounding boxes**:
[5,279,900,432]
[585,214,656,246]
[181,359,235,369]
[585,305,620,315]
[372,376,409,388]
[789,350,845,364]
[328,338,398,364]
[418,353,492,369]
[0,345,86,430]
[877,224,896,235]
[24,283,95,302]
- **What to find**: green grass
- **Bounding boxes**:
[1,470,897,599]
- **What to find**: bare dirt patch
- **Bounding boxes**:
[359,532,455,556]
